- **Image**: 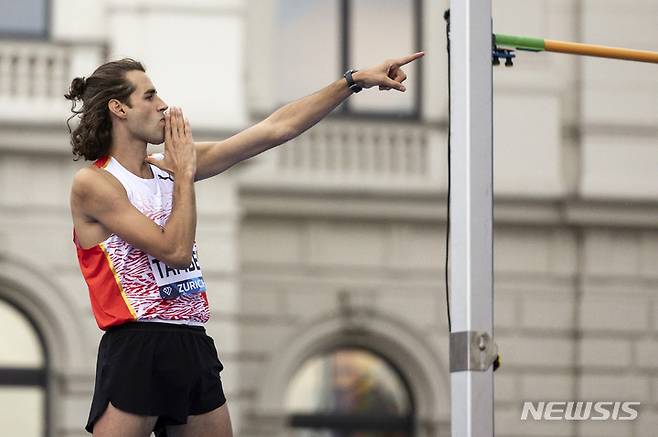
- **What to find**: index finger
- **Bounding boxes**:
[172,107,182,141]
[164,111,171,148]
[394,51,425,66]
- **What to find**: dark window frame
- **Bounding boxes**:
[0,296,50,437]
[336,0,423,121]
[0,0,51,40]
[287,344,416,435]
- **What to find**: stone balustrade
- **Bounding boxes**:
[0,40,103,124]
[240,120,445,190]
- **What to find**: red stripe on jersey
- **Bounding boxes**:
[95,156,110,168]
[75,232,136,330]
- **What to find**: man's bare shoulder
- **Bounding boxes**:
[71,164,125,207]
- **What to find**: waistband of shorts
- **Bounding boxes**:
[106,321,207,334]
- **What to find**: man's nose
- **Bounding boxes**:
[158,97,168,112]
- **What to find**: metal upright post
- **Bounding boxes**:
[448,1,496,437]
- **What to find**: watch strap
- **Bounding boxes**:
[344,69,362,93]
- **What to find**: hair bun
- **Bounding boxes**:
[65,76,87,101]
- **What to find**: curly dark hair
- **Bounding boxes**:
[65,58,145,161]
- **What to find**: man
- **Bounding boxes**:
[68,51,423,437]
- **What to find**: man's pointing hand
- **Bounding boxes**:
[353,51,425,92]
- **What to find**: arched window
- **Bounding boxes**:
[286,347,414,436]
[0,298,48,437]
[0,0,50,39]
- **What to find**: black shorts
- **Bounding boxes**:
[85,321,226,435]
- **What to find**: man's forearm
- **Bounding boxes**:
[267,73,361,139]
[163,174,197,268]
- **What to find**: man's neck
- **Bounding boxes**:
[108,140,153,179]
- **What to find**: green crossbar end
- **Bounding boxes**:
[495,34,545,52]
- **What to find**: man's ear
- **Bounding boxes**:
[108,99,128,119]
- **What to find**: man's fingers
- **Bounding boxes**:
[172,107,182,141]
[394,51,425,67]
[145,154,171,173]
[393,70,407,83]
[184,117,193,143]
[145,154,163,168]
[177,108,185,140]
[169,107,177,142]
[384,77,405,92]
[164,111,172,149]
[186,118,192,139]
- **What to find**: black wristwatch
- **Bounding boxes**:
[343,69,362,93]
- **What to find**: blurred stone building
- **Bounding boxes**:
[0,0,657,436]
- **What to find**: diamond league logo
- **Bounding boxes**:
[162,286,173,296]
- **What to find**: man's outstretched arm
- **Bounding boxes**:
[191,52,424,181]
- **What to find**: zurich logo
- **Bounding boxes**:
[162,286,173,296]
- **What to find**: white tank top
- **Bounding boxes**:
[74,155,209,330]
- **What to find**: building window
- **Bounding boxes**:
[286,347,414,436]
[275,0,422,119]
[0,0,49,39]
[0,298,48,437]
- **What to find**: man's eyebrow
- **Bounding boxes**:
[143,88,157,95]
